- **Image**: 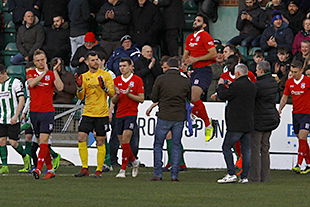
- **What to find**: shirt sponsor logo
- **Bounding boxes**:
[118,83,122,86]
[195,36,201,42]
[291,90,304,95]
[290,85,294,88]
[129,81,134,88]
[189,42,198,47]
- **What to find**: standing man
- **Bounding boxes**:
[0,64,31,174]
[74,51,115,178]
[27,50,64,179]
[151,57,191,181]
[216,64,256,184]
[112,57,144,178]
[182,15,218,141]
[278,60,310,174]
[249,61,280,182]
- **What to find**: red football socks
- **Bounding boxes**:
[297,139,308,165]
[192,100,210,127]
[121,144,135,170]
[37,144,49,170]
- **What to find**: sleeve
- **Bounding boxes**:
[26,70,34,80]
[76,74,86,100]
[248,71,257,82]
[151,78,159,103]
[113,4,131,25]
[283,79,291,96]
[216,82,237,101]
[13,79,24,98]
[136,77,144,94]
[277,29,294,51]
[105,72,115,97]
[184,34,190,51]
[203,32,215,51]
[96,5,108,23]
[71,47,82,67]
[260,28,270,51]
[236,12,244,31]
[16,28,28,57]
[29,25,45,56]
[22,82,30,115]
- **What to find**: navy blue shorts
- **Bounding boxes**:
[30,112,54,137]
[78,116,109,136]
[0,123,20,140]
[190,66,213,92]
[292,113,310,135]
[116,116,137,135]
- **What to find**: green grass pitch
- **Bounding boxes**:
[0,166,309,207]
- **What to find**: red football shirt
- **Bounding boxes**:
[283,75,310,114]
[220,71,257,83]
[185,30,216,68]
[26,69,55,112]
[114,74,144,118]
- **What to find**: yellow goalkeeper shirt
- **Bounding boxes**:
[77,69,115,117]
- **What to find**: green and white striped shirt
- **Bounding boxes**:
[0,78,24,124]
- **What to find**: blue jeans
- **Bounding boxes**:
[222,131,251,179]
[153,118,184,179]
[11,53,25,65]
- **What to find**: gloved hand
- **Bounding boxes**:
[98,76,109,93]
[74,73,83,88]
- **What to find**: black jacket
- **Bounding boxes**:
[9,0,40,25]
[43,22,71,65]
[96,0,130,41]
[129,0,162,47]
[236,4,263,36]
[71,44,107,75]
[217,76,256,132]
[37,0,69,26]
[152,69,191,121]
[68,0,90,37]
[283,9,305,35]
[157,0,184,29]
[134,56,162,100]
[254,73,280,131]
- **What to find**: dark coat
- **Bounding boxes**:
[129,0,162,47]
[236,4,263,36]
[96,0,130,41]
[71,44,107,75]
[283,9,305,35]
[16,19,45,58]
[42,22,71,65]
[68,0,90,37]
[254,73,280,131]
[217,76,257,132]
[8,0,40,26]
[152,69,191,121]
[157,0,184,29]
[53,69,77,104]
[37,0,69,26]
[134,56,163,100]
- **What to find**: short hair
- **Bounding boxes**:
[160,56,170,66]
[0,64,6,73]
[167,57,179,68]
[254,49,264,58]
[234,63,248,76]
[85,51,98,59]
[301,39,310,44]
[33,49,46,58]
[291,59,303,69]
[224,44,242,59]
[226,55,239,65]
[196,14,208,24]
[257,61,271,73]
[120,57,133,65]
[277,47,289,55]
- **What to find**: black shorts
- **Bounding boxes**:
[292,113,310,135]
[0,123,20,140]
[78,116,109,136]
[190,66,213,92]
[116,116,137,135]
[30,112,55,137]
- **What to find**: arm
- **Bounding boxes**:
[81,0,90,21]
[146,102,158,116]
[260,29,270,51]
[71,47,83,67]
[277,29,294,51]
[127,93,144,103]
[103,73,115,98]
[11,96,25,124]
[236,13,245,31]
[113,5,131,25]
[63,73,77,95]
[184,47,217,66]
[28,25,45,56]
[16,29,29,57]
[96,6,109,23]
[27,70,48,88]
[134,60,151,78]
[278,94,288,115]
[111,93,120,104]
[53,60,64,91]
[216,83,237,101]
[151,78,160,103]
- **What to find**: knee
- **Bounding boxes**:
[9,139,18,148]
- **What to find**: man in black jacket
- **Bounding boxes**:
[249,61,280,182]
[216,63,256,184]
[151,57,191,181]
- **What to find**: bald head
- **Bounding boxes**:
[24,11,35,26]
[234,63,248,79]
[142,45,153,60]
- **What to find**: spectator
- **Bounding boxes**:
[227,0,263,47]
[36,0,69,27]
[249,61,280,183]
[42,15,71,65]
[292,18,310,55]
[68,0,90,60]
[293,39,310,63]
[248,49,265,73]
[12,11,44,65]
[71,32,107,75]
[52,58,77,104]
[96,0,131,58]
[106,35,141,76]
[282,0,305,35]
[305,65,310,76]
[216,64,256,184]
[260,12,294,62]
[134,45,163,100]
[129,0,162,48]
[8,0,40,30]
[223,44,243,61]
[153,0,184,56]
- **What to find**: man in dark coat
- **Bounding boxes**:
[282,0,305,35]
[249,61,280,183]
[42,15,71,65]
[36,0,69,26]
[216,63,256,184]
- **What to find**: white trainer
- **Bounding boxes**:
[115,169,126,178]
[239,178,249,184]
[132,159,140,178]
[217,174,237,184]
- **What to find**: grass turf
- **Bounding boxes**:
[0,166,309,207]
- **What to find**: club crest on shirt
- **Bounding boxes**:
[129,81,134,88]
[45,75,50,81]
[301,83,305,89]
[195,36,201,42]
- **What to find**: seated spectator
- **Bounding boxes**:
[260,12,294,62]
[293,39,310,63]
[227,0,263,47]
[292,18,310,54]
[282,0,305,35]
[106,35,141,76]
[43,15,71,66]
[52,57,77,104]
[12,10,45,65]
[248,49,265,73]
[71,32,107,75]
[273,47,291,92]
[129,0,162,48]
[223,44,243,61]
[134,45,162,100]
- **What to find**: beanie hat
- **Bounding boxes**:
[84,32,96,42]
[120,35,132,44]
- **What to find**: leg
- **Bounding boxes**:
[249,130,262,182]
[130,125,139,158]
[261,131,271,182]
[191,86,210,127]
[170,121,184,180]
[165,131,172,169]
[0,137,9,174]
[120,130,135,171]
[240,132,251,179]
[77,132,89,169]
[96,136,106,173]
[109,115,120,165]
[240,36,256,47]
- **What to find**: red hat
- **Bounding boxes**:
[84,32,96,42]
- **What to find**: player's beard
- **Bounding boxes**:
[193,25,203,32]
